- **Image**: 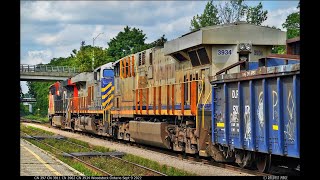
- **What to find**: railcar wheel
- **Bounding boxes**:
[256,154,271,173]
[236,153,246,168]
[236,151,253,168]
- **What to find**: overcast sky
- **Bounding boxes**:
[20,0,299,93]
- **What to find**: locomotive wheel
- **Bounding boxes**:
[182,151,187,159]
[256,154,271,173]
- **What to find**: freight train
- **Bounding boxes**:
[48,22,300,173]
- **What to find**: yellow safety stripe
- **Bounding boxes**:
[102,95,114,107]
[104,102,113,110]
[102,86,114,99]
[21,144,62,176]
[101,82,112,92]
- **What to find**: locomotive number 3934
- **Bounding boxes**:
[217,49,232,56]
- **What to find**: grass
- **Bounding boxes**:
[84,157,158,176]
[123,154,195,176]
[22,114,49,123]
[20,124,196,176]
[21,124,54,136]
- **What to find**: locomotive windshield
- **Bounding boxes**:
[103,69,114,77]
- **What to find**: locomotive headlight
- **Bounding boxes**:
[245,43,251,51]
[239,44,245,50]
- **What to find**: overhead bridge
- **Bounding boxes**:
[20,64,80,81]
[21,98,36,103]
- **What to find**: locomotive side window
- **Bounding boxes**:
[114,65,119,77]
[189,74,192,102]
[149,52,153,65]
[197,48,210,65]
[188,50,201,66]
[87,86,91,105]
[116,97,119,108]
[91,86,94,102]
[87,86,94,105]
[184,75,188,102]
[126,60,129,76]
[142,51,146,65]
[138,52,146,66]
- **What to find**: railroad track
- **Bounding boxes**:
[22,122,299,176]
[20,118,42,124]
[126,140,271,176]
[58,126,272,176]
[21,130,166,176]
[54,137,166,176]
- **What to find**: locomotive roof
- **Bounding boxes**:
[163,21,286,55]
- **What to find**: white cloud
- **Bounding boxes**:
[21,1,299,67]
[21,1,205,26]
[21,50,53,65]
[35,24,92,46]
[262,7,298,30]
[21,1,74,23]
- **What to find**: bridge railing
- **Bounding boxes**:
[20,64,80,73]
[20,98,36,102]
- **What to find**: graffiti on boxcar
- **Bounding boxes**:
[230,105,239,133]
[244,105,251,141]
[216,111,223,122]
[257,91,264,135]
[272,91,279,122]
[285,90,295,141]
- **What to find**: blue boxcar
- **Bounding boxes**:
[211,63,300,158]
[266,58,299,67]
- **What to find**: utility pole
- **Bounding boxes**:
[92,32,104,71]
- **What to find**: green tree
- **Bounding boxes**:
[48,56,75,67]
[81,41,86,47]
[272,45,286,54]
[107,26,148,60]
[149,34,168,47]
[20,85,29,116]
[190,0,220,31]
[282,3,300,39]
[218,0,248,24]
[24,26,153,118]
[71,45,112,72]
[190,0,268,30]
[20,103,30,116]
[246,2,268,25]
[27,81,53,116]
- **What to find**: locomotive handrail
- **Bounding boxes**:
[134,79,205,129]
[134,79,204,90]
[196,80,204,137]
[266,54,300,60]
[20,64,80,73]
[215,60,247,75]
[65,96,104,113]
[202,89,212,129]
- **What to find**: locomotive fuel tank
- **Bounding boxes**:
[75,116,97,134]
[52,116,64,128]
[129,121,171,149]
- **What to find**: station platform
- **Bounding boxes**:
[20,139,83,176]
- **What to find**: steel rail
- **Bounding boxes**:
[23,122,298,176]
[56,138,167,176]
